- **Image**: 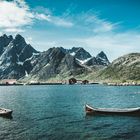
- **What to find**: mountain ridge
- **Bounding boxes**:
[0,34,110,81]
[0,34,139,82]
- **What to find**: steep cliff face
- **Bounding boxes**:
[0,34,38,79]
[0,34,13,55]
[26,47,87,81]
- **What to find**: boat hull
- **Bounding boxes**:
[0,109,13,117]
[85,104,140,116]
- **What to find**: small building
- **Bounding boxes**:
[82,80,89,84]
[69,78,77,84]
[1,79,17,85]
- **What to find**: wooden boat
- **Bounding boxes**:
[85,104,140,115]
[0,108,13,117]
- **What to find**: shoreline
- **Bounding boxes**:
[0,81,140,86]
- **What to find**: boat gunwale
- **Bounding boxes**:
[0,108,13,116]
[85,104,140,113]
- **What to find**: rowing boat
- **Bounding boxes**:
[0,108,13,117]
[85,104,140,115]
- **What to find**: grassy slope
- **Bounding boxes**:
[95,53,140,82]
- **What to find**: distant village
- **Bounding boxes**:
[0,78,140,86]
[0,78,98,86]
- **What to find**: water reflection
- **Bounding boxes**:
[0,115,13,120]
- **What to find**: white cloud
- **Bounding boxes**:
[1,0,139,62]
[92,21,116,33]
[48,16,74,27]
[0,1,111,33]
[71,11,118,33]
[0,0,73,33]
[4,28,25,33]
[89,16,117,33]
[0,0,33,29]
[71,31,140,61]
[35,13,50,21]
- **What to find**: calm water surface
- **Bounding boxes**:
[0,85,140,140]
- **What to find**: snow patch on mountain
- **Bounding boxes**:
[76,57,92,64]
[70,52,76,56]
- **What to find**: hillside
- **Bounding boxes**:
[97,53,140,81]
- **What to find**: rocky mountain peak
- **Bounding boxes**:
[96,51,108,59]
[96,51,110,66]
[2,34,7,38]
[0,34,13,55]
[69,47,92,60]
[1,34,12,40]
[15,34,25,41]
[70,47,80,52]
[13,34,26,48]
[84,51,110,66]
[0,34,38,79]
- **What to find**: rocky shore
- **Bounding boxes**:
[105,82,140,86]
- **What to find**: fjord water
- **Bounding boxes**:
[0,85,140,140]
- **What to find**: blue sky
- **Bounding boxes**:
[0,0,140,61]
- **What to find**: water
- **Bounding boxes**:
[0,85,140,140]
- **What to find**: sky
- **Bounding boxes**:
[0,0,140,61]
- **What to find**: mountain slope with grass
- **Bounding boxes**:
[97,53,140,81]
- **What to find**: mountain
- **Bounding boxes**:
[24,47,111,81]
[97,53,140,81]
[84,51,110,66]
[0,34,38,79]
[96,51,110,66]
[24,47,88,81]
[0,34,110,81]
[0,34,13,55]
[68,47,92,60]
